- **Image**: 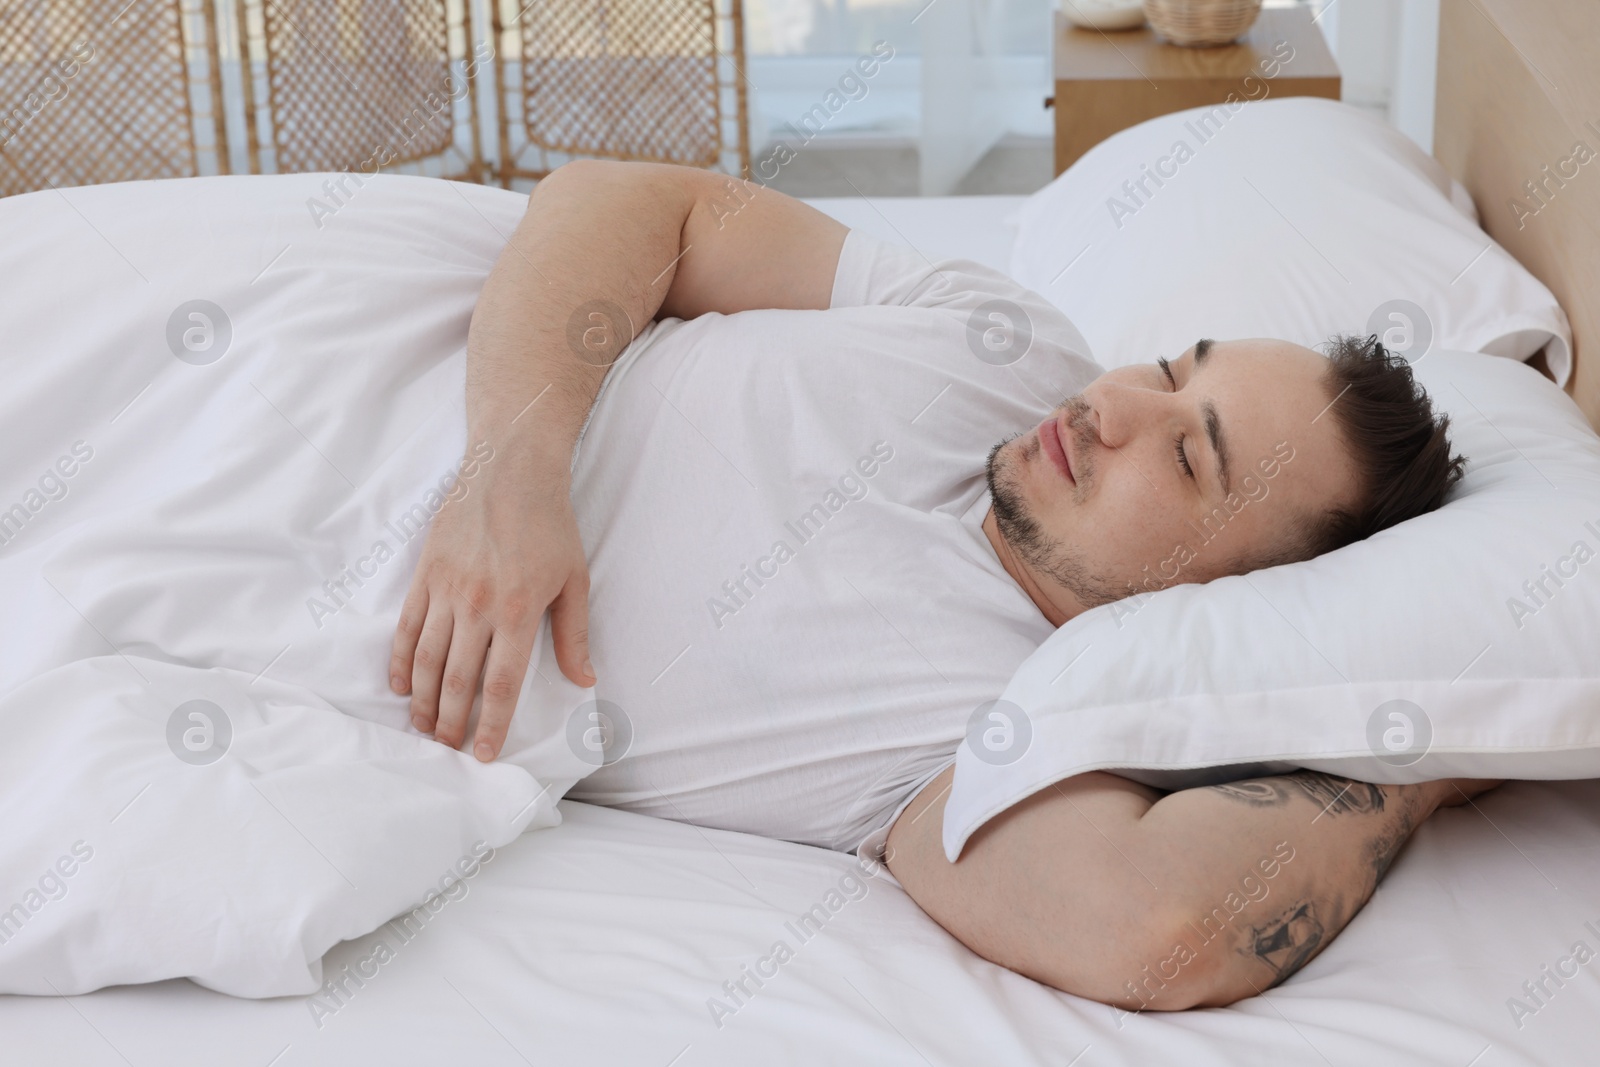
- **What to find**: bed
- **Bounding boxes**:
[4,186,1597,1067]
[6,2,1600,1064]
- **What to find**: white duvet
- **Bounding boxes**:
[0,173,594,996]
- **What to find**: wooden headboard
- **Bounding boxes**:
[1434,0,1600,430]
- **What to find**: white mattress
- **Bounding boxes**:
[6,185,1598,1066]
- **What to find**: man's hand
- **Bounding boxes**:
[390,468,593,761]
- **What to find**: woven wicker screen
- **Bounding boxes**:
[493,0,750,183]
[1,0,750,199]
[0,0,228,198]
[234,0,485,181]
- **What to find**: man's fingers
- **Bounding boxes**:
[470,633,534,761]
[390,580,430,695]
[548,572,595,688]
[408,603,456,733]
[433,614,493,750]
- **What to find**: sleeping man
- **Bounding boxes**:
[385,160,1502,1011]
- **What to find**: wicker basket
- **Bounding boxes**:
[1144,0,1262,46]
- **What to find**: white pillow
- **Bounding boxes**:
[1008,97,1572,383]
[942,350,1600,861]
[0,656,556,997]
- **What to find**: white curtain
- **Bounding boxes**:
[745,0,1032,193]
[917,0,1008,194]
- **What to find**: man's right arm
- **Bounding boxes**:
[884,765,1497,1009]
[391,161,849,762]
[459,159,850,482]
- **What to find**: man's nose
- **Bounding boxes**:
[1085,379,1168,450]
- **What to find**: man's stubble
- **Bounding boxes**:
[984,398,1124,611]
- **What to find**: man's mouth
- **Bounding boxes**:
[1038,412,1075,486]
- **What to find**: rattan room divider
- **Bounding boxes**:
[0,0,750,198]
[0,0,230,197]
[491,0,750,182]
[233,0,485,181]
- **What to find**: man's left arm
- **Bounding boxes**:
[884,765,1501,1009]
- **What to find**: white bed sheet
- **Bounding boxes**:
[4,183,1597,1066]
[6,785,1599,1067]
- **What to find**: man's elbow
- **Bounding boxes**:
[530,158,685,207]
[900,873,1228,1010]
[533,156,606,192]
[1013,908,1236,1012]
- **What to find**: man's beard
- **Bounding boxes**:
[984,398,1125,612]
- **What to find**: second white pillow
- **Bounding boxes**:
[1009,97,1570,380]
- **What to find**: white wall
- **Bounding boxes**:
[1311,0,1439,153]
[1389,0,1440,154]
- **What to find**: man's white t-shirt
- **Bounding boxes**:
[561,229,1100,856]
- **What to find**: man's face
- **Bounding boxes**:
[983,338,1362,626]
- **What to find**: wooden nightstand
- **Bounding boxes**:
[1050,5,1341,175]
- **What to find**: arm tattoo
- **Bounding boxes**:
[1201,774,1427,995]
[1366,797,1420,883]
[1285,772,1386,817]
[1244,900,1326,986]
[1206,780,1290,806]
[1206,772,1386,816]
[1244,797,1416,990]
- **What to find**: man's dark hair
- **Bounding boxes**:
[1290,333,1467,560]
